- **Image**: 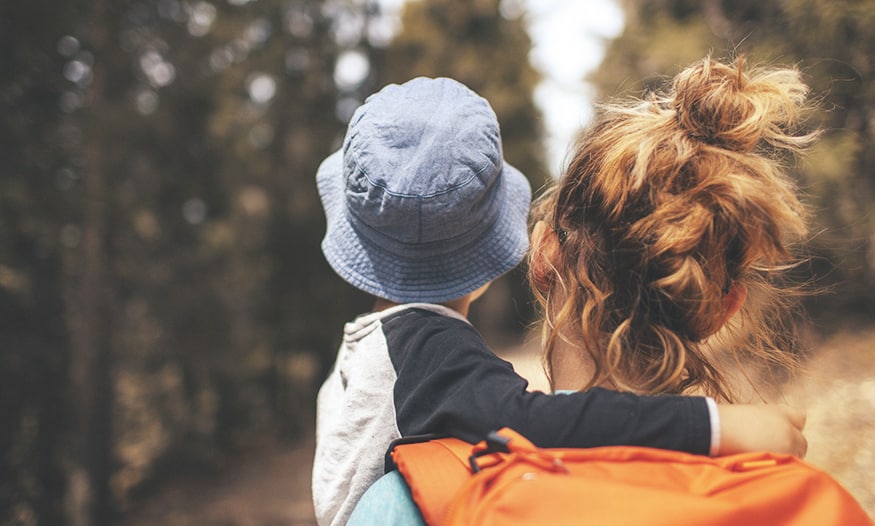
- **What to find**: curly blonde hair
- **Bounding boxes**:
[529,56,819,402]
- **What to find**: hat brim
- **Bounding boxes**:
[317,149,532,304]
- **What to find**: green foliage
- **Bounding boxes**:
[594,0,875,320]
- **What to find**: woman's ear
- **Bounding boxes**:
[722,282,748,322]
[530,221,561,292]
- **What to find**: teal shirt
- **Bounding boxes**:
[347,470,425,526]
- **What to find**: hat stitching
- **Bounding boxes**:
[416,195,423,244]
[340,189,505,253]
[347,150,496,199]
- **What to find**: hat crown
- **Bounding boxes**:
[316,76,531,303]
[342,77,504,245]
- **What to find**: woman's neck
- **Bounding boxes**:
[548,337,597,391]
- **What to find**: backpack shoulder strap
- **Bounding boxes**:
[389,436,474,526]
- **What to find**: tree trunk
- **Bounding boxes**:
[68,0,113,523]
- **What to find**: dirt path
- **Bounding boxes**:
[781,329,875,513]
[120,329,875,524]
[118,433,317,526]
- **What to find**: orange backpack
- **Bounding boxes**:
[389,428,873,526]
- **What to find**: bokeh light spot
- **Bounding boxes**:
[247,74,277,104]
[333,49,369,91]
[182,198,207,225]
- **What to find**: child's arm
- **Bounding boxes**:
[387,309,809,458]
[388,310,713,454]
[716,404,807,457]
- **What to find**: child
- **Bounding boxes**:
[312,76,805,526]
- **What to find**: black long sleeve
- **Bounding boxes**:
[385,308,710,455]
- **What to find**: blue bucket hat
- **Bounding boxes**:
[316,77,532,304]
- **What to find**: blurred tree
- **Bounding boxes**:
[0,0,81,524]
[592,0,875,323]
[375,0,548,339]
[89,0,382,515]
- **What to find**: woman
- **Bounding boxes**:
[528,55,816,401]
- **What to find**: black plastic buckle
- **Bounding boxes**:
[469,431,511,473]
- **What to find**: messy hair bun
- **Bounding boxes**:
[672,58,811,153]
[530,56,818,401]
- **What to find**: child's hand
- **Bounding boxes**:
[717,404,807,458]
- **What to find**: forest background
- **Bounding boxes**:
[1,0,873,524]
